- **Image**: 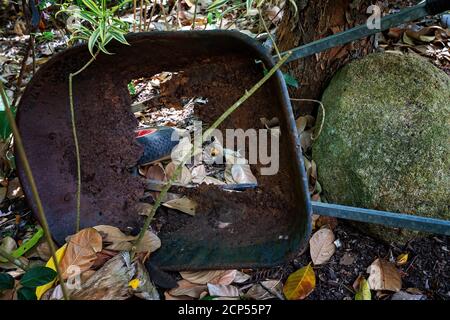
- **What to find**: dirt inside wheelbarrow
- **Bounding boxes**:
[70,52,296,246]
[137,55,297,245]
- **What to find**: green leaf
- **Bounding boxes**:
[108,29,129,45]
[17,287,37,300]
[78,10,98,26]
[283,72,299,88]
[11,228,44,259]
[0,89,14,141]
[88,27,101,56]
[355,278,371,300]
[0,273,14,290]
[207,0,229,11]
[82,0,102,16]
[20,267,57,288]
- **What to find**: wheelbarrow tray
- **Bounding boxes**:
[16,31,312,270]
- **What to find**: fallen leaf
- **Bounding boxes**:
[245,280,283,300]
[309,228,336,265]
[165,162,192,185]
[6,178,23,200]
[367,258,401,292]
[164,292,194,300]
[315,216,338,230]
[233,271,251,284]
[59,228,102,279]
[283,263,316,300]
[391,291,425,300]
[355,277,371,300]
[93,225,135,251]
[180,270,237,285]
[145,163,166,181]
[396,253,409,266]
[131,261,159,300]
[191,165,206,184]
[36,244,67,300]
[207,283,240,297]
[70,252,136,300]
[163,197,196,216]
[203,176,226,185]
[168,280,207,298]
[231,164,257,184]
[36,242,51,261]
[135,202,154,217]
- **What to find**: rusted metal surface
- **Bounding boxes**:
[16,31,312,270]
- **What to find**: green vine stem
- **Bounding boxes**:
[0,247,29,271]
[0,81,70,300]
[258,8,281,59]
[290,98,325,140]
[131,52,292,257]
[69,50,100,233]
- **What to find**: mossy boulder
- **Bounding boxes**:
[313,52,450,243]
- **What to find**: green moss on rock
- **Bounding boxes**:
[312,52,450,243]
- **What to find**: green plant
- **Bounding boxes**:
[0,266,57,300]
[60,0,131,56]
[35,31,55,43]
[0,92,15,141]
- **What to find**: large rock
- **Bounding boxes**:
[313,52,450,243]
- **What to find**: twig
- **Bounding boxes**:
[0,81,70,300]
[290,98,325,140]
[139,0,143,32]
[159,0,170,31]
[143,0,148,31]
[69,50,100,233]
[133,0,137,32]
[146,0,157,31]
[258,8,281,59]
[0,247,29,271]
[191,0,199,30]
[131,52,292,257]
[11,35,33,106]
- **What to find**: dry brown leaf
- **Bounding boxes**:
[191,165,206,184]
[135,202,154,217]
[233,271,251,284]
[6,178,23,200]
[180,270,237,285]
[36,241,52,261]
[168,280,207,298]
[163,197,197,216]
[309,228,336,265]
[59,228,102,279]
[70,252,135,300]
[93,225,135,250]
[367,258,401,292]
[207,283,240,297]
[164,292,194,300]
[145,163,166,181]
[245,280,283,300]
[165,162,192,185]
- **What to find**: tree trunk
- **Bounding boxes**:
[277,0,375,114]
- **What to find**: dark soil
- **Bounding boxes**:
[150,54,301,249]
[248,222,450,300]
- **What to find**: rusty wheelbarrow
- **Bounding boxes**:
[16,0,450,270]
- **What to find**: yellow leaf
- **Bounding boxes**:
[396,253,409,266]
[355,278,371,300]
[128,278,140,290]
[283,263,316,300]
[36,244,67,300]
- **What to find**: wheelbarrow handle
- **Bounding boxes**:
[281,0,449,64]
[312,201,450,236]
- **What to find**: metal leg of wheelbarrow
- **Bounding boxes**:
[312,201,450,236]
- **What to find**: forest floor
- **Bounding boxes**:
[0,0,449,300]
